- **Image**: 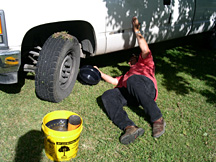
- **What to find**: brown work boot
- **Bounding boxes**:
[120,126,144,145]
[152,117,166,138]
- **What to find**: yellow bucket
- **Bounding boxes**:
[41,110,83,161]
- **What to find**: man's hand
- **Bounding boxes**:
[94,66,118,86]
[132,17,141,33]
[132,17,150,59]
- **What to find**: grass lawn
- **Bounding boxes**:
[0,34,215,162]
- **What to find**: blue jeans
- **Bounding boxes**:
[101,75,162,130]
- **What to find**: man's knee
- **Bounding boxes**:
[101,89,116,104]
[101,88,127,108]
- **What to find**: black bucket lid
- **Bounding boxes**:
[78,65,101,85]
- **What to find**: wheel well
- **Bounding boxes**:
[21,21,96,58]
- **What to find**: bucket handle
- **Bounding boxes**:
[41,123,50,139]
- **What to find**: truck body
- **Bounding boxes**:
[0,0,215,102]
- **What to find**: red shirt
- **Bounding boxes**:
[116,51,158,101]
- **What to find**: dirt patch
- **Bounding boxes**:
[52,31,73,41]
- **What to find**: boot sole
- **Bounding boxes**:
[120,128,144,145]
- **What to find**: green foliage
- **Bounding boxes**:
[0,35,215,161]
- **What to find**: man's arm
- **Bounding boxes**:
[132,17,150,59]
[94,66,118,86]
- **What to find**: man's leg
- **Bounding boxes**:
[101,87,135,130]
[101,88,144,144]
[127,75,165,138]
[127,75,162,122]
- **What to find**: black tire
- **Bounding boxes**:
[35,35,80,102]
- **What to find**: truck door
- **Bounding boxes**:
[143,0,195,43]
[105,0,174,53]
[167,0,195,38]
[104,0,195,53]
[189,0,216,34]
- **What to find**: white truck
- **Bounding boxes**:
[0,0,215,102]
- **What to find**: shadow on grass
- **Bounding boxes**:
[14,130,44,162]
[82,33,216,105]
[0,71,35,94]
[0,72,25,94]
[151,33,216,104]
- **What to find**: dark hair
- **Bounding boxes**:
[131,54,138,59]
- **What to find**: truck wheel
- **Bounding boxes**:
[35,33,80,103]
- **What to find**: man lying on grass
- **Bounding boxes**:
[94,17,166,145]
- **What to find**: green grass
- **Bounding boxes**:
[0,34,215,162]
